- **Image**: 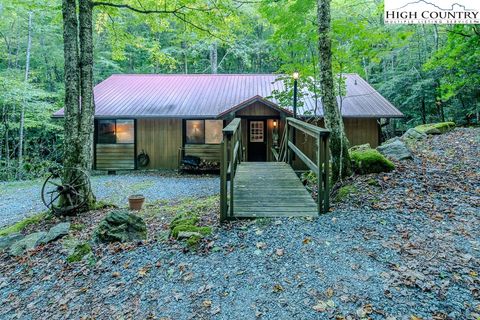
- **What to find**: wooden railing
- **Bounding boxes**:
[220,118,243,222]
[284,117,330,214]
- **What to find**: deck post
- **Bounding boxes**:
[324,135,330,212]
[220,138,228,222]
[229,134,235,218]
[286,120,293,165]
[316,133,323,215]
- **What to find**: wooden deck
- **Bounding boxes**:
[232,162,318,218]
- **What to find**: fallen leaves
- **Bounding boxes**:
[272,284,284,293]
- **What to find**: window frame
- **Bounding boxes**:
[96,119,135,145]
[184,119,224,145]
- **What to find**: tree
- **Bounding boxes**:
[316,0,351,181]
[61,0,95,211]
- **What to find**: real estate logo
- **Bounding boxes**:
[384,0,480,24]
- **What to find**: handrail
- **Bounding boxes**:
[284,117,330,214]
[220,118,242,222]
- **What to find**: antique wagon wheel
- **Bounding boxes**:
[41,167,91,215]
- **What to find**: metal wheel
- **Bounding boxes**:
[41,167,91,215]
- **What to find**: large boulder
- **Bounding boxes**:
[0,233,24,250]
[9,231,47,256]
[39,222,70,244]
[350,148,395,174]
[402,128,427,140]
[93,210,147,243]
[377,140,413,161]
[415,122,455,135]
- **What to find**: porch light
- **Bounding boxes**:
[292,71,299,80]
[273,120,277,128]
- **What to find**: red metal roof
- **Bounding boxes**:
[53,74,403,118]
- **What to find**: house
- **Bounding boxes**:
[53,74,403,171]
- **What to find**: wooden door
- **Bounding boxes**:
[247,120,267,161]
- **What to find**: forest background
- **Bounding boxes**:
[0,0,478,180]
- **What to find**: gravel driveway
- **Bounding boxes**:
[0,208,478,319]
[0,172,219,227]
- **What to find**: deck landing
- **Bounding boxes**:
[233,162,318,218]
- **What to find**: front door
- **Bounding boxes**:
[248,120,267,161]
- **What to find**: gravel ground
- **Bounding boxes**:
[0,207,478,319]
[0,172,219,227]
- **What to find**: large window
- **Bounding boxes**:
[185,120,223,144]
[97,119,134,144]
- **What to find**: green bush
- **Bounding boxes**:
[415,122,456,134]
[350,149,395,174]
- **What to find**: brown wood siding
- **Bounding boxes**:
[292,118,379,170]
[96,144,135,170]
[184,144,221,162]
[343,118,379,147]
[235,101,281,117]
[136,118,182,169]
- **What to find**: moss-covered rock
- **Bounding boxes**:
[171,225,212,239]
[415,122,455,135]
[350,148,395,174]
[402,128,427,140]
[170,215,199,230]
[66,242,93,263]
[93,210,147,243]
[186,234,202,247]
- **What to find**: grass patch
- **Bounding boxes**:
[334,185,358,202]
[0,212,49,237]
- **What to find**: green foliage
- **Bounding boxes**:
[0,212,49,237]
[350,149,395,175]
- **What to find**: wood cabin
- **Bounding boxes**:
[53,74,403,171]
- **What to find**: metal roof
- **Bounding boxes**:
[53,73,403,118]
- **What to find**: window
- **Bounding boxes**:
[205,120,223,144]
[97,119,134,144]
[186,120,205,144]
[249,121,264,142]
[185,120,223,144]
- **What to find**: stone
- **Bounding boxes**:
[93,210,147,243]
[402,128,427,140]
[177,231,202,240]
[0,233,24,250]
[9,231,47,256]
[349,143,371,152]
[377,140,413,161]
[39,222,70,244]
[350,148,395,174]
[66,242,93,263]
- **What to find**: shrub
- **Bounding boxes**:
[350,149,395,174]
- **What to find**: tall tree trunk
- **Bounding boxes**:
[62,0,95,212]
[316,0,352,182]
[18,11,33,178]
[78,0,96,206]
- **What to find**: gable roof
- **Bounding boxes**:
[53,73,403,119]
